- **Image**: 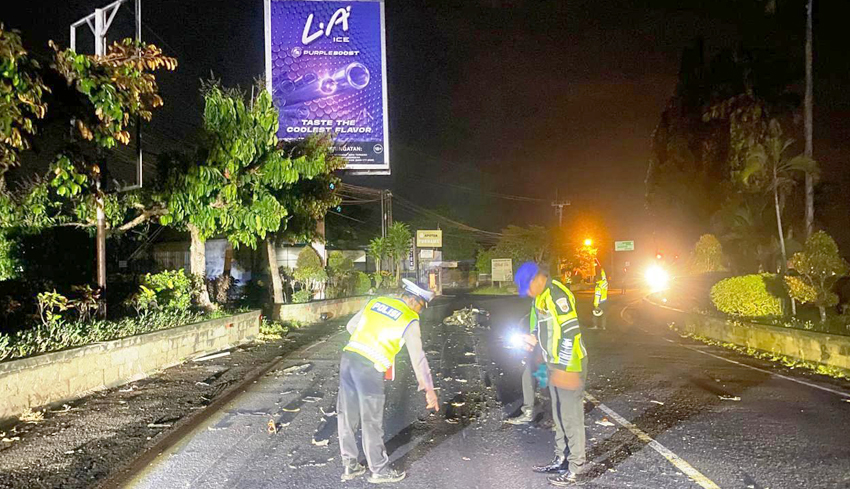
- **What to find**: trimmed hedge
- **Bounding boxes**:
[710,273,784,317]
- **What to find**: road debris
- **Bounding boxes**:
[282,364,312,375]
[119,385,137,392]
[320,407,337,416]
[268,419,278,434]
[462,456,471,461]
[444,307,490,328]
[281,407,300,413]
[19,408,44,424]
[595,418,615,427]
[193,351,231,362]
[311,437,329,447]
[650,400,665,406]
[719,395,741,401]
[146,423,173,428]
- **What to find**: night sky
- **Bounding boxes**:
[6,0,850,254]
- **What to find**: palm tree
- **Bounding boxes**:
[387,222,412,285]
[743,120,818,273]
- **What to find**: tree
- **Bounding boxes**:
[327,250,354,298]
[689,234,728,274]
[493,225,550,265]
[786,231,848,322]
[0,26,49,187]
[804,0,814,238]
[266,135,343,303]
[368,236,389,274]
[743,120,818,272]
[157,84,331,308]
[386,222,411,284]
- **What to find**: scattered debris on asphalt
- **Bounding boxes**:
[282,363,312,375]
[320,407,337,417]
[719,395,741,401]
[444,307,490,328]
[146,423,173,428]
[311,438,329,447]
[18,408,45,424]
[193,351,231,362]
[268,419,278,434]
[650,400,665,406]
[595,418,615,427]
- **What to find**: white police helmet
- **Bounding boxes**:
[401,279,435,303]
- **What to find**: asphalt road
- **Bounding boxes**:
[124,292,850,489]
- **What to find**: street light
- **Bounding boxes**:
[584,238,593,247]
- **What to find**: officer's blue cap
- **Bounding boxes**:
[514,262,540,297]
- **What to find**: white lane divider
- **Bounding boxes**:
[621,303,850,399]
[584,392,721,489]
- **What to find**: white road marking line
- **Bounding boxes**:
[620,304,850,399]
[584,392,721,489]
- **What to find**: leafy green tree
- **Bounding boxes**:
[156,84,333,307]
[493,225,550,265]
[786,231,848,322]
[0,26,49,186]
[475,248,494,274]
[743,120,818,272]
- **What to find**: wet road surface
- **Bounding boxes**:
[125,292,850,489]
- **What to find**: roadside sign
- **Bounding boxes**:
[491,258,513,282]
[416,230,443,248]
[615,240,635,252]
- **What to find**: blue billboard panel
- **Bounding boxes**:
[265,0,389,174]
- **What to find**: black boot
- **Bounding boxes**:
[532,456,568,474]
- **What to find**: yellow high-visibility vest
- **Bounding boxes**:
[531,280,581,367]
[344,296,419,372]
[594,269,609,308]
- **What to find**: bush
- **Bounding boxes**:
[786,231,849,322]
[689,234,727,274]
[353,271,372,295]
[292,289,311,303]
[133,269,193,313]
[710,273,784,317]
[0,309,205,361]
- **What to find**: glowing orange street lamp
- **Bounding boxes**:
[584,238,593,247]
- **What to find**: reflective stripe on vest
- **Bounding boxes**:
[343,296,419,372]
[533,280,578,364]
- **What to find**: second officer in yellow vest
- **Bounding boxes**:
[591,268,609,330]
[514,262,588,486]
[337,279,439,484]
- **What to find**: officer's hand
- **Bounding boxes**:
[425,388,440,412]
[522,334,538,351]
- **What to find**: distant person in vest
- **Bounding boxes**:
[337,279,440,484]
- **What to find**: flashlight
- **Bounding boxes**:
[645,265,670,292]
[509,332,526,349]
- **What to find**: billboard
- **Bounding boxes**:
[416,230,443,248]
[491,259,513,283]
[264,0,389,174]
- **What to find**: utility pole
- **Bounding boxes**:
[71,0,142,315]
[804,0,814,238]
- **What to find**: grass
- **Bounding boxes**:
[669,323,850,380]
[258,318,301,340]
[469,285,517,296]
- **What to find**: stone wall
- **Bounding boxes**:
[0,311,260,423]
[642,298,850,373]
[273,296,371,323]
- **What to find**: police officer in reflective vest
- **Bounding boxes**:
[337,279,440,484]
[514,262,588,486]
[591,268,609,330]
